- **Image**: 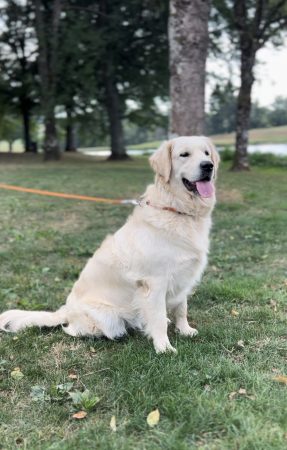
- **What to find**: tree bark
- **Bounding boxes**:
[232,48,255,171]
[105,74,128,160]
[169,0,210,136]
[65,108,76,152]
[43,114,60,161]
[20,99,33,152]
[35,0,61,160]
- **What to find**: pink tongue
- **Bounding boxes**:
[195,181,214,198]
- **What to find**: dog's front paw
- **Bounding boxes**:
[153,338,177,354]
[177,324,198,337]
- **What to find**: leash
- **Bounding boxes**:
[0,183,138,206]
[0,183,193,216]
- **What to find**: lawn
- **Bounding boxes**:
[0,154,286,449]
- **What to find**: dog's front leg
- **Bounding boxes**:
[171,295,198,337]
[136,278,176,354]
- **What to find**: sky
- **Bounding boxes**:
[253,43,287,106]
[206,40,287,108]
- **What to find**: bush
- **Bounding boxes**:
[219,146,287,167]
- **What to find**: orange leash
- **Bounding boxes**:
[0,183,137,205]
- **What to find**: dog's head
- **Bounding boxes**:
[149,136,220,199]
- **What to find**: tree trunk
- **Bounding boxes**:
[65,108,76,152]
[169,0,210,136]
[35,0,61,160]
[20,100,33,152]
[232,46,256,171]
[8,141,13,153]
[105,74,128,160]
[43,114,60,161]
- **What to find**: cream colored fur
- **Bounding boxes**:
[0,136,219,353]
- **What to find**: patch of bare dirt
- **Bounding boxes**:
[217,188,243,203]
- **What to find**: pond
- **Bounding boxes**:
[80,143,287,158]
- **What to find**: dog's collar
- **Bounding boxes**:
[137,199,195,217]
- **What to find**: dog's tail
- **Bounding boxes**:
[0,306,67,333]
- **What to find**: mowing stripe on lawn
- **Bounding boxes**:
[0,183,137,205]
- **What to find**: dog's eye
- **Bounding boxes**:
[180,152,189,157]
[205,150,209,156]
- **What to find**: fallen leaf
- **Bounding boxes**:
[246,395,256,401]
[273,375,287,385]
[68,372,78,380]
[231,309,239,317]
[228,391,237,400]
[270,300,277,311]
[238,388,247,395]
[147,408,160,427]
[11,368,24,380]
[237,340,245,348]
[110,415,117,432]
[72,411,87,420]
[89,346,96,353]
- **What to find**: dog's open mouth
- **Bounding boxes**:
[182,177,214,198]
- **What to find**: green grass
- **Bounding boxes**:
[0,155,286,449]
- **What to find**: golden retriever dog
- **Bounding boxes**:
[0,136,219,353]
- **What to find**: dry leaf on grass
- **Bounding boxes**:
[228,391,237,400]
[238,388,247,395]
[237,340,245,348]
[10,368,24,380]
[72,411,87,420]
[270,300,277,311]
[273,375,287,385]
[110,415,117,432]
[147,409,160,427]
[68,371,78,380]
[229,388,255,400]
[231,309,239,317]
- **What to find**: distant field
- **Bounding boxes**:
[1,125,287,154]
[211,125,287,146]
[131,126,287,150]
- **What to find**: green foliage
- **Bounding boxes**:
[220,147,287,167]
[207,81,237,134]
[69,390,100,412]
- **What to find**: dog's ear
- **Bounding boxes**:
[149,140,172,183]
[205,138,220,177]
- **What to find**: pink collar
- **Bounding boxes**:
[138,199,195,217]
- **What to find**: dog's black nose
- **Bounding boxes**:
[200,161,214,172]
